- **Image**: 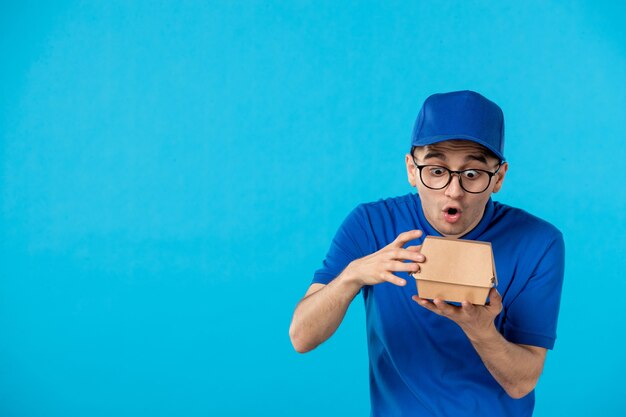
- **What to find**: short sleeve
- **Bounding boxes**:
[312,205,373,285]
[502,231,565,349]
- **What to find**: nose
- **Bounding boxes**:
[444,173,465,199]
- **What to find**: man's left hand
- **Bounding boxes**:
[412,288,502,339]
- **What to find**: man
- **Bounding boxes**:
[289,90,565,417]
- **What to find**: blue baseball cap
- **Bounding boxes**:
[411,90,505,162]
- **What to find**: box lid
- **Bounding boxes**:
[416,236,498,288]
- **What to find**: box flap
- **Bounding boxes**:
[415,236,496,288]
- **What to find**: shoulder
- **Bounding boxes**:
[344,194,419,249]
[491,200,564,247]
[356,193,417,217]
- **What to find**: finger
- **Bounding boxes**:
[486,288,503,312]
[412,296,439,312]
[387,260,420,273]
[409,264,421,277]
[389,248,425,263]
[383,272,406,287]
[461,300,477,316]
[412,295,426,305]
[491,288,502,304]
[413,297,448,317]
[404,245,422,252]
[433,298,458,316]
[391,230,423,247]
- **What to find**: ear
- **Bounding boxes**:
[492,162,508,193]
[405,154,417,187]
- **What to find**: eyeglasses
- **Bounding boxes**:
[412,158,502,194]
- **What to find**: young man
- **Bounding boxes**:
[289,90,565,417]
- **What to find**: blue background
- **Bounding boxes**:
[1,1,625,416]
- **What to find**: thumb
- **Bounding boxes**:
[487,288,502,311]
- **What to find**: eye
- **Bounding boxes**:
[429,167,447,177]
[462,169,482,180]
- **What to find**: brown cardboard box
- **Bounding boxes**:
[413,236,497,305]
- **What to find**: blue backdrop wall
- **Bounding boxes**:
[2,1,625,416]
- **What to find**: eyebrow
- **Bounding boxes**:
[465,154,488,164]
[423,151,447,160]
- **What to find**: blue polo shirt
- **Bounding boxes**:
[313,193,565,417]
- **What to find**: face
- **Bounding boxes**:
[405,140,508,238]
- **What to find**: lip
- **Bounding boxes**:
[442,205,463,224]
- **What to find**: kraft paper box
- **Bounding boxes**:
[413,236,498,305]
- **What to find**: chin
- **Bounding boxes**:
[438,223,467,237]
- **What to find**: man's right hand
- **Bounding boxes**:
[340,229,425,288]
[290,229,426,353]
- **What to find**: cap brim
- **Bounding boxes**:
[412,134,505,162]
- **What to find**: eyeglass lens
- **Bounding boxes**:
[420,166,491,193]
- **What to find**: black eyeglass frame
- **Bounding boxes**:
[411,156,503,194]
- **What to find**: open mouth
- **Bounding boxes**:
[443,207,461,223]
